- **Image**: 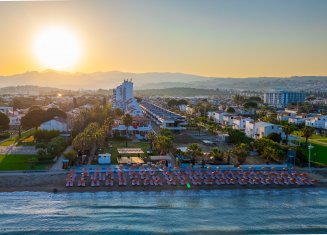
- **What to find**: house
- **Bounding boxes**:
[178,104,187,113]
[305,115,327,130]
[208,111,228,124]
[0,106,14,115]
[277,111,296,122]
[233,117,253,130]
[223,114,237,126]
[8,115,22,127]
[39,117,68,132]
[288,117,310,125]
[245,121,284,139]
[185,106,195,115]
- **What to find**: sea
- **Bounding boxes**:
[0,188,326,234]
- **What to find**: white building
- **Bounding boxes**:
[0,107,13,115]
[208,111,229,124]
[223,114,237,126]
[39,118,68,132]
[112,80,143,117]
[9,115,22,127]
[178,104,187,112]
[245,121,284,139]
[233,117,253,130]
[288,117,310,125]
[140,101,187,131]
[305,116,327,130]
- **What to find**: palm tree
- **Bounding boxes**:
[104,117,114,137]
[154,135,173,155]
[232,143,248,165]
[208,147,223,162]
[122,113,133,147]
[146,131,156,151]
[302,126,314,146]
[187,143,202,161]
[282,124,294,144]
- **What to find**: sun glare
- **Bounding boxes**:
[33,27,81,71]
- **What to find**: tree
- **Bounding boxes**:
[243,101,258,109]
[233,95,245,106]
[146,131,157,151]
[159,128,173,139]
[114,108,123,117]
[103,117,114,137]
[282,124,294,144]
[154,135,173,155]
[0,112,10,132]
[227,128,252,145]
[37,149,49,162]
[248,96,262,103]
[47,136,67,158]
[34,130,60,143]
[226,107,235,113]
[302,126,314,145]
[122,114,133,146]
[21,109,45,129]
[64,150,77,165]
[253,138,287,163]
[45,108,67,119]
[267,132,282,143]
[73,97,78,108]
[208,147,223,162]
[28,105,42,112]
[186,143,202,161]
[232,143,249,165]
[72,132,93,152]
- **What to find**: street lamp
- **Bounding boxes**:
[308,143,314,170]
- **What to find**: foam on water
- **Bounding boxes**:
[0,188,327,234]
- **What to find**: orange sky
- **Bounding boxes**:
[1,0,327,77]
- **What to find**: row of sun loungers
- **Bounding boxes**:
[66,164,317,187]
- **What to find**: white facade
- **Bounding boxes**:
[178,104,187,112]
[208,111,229,124]
[305,116,327,130]
[112,80,142,117]
[0,107,13,115]
[233,117,253,130]
[223,114,237,126]
[39,119,68,132]
[288,117,310,125]
[245,121,284,139]
[9,115,21,126]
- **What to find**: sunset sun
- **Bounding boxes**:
[33,27,81,70]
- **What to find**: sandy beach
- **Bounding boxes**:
[0,170,326,193]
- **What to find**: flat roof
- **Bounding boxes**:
[150,155,171,161]
[117,148,144,154]
[118,157,144,164]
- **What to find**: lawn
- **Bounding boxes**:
[0,129,35,147]
[105,140,150,164]
[0,154,49,171]
[301,143,327,165]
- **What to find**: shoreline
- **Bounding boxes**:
[1,183,326,193]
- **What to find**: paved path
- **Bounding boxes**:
[50,146,72,171]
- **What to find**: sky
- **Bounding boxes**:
[0,0,327,77]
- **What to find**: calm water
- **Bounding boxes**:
[0,188,326,234]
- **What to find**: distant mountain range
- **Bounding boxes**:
[0,70,326,92]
